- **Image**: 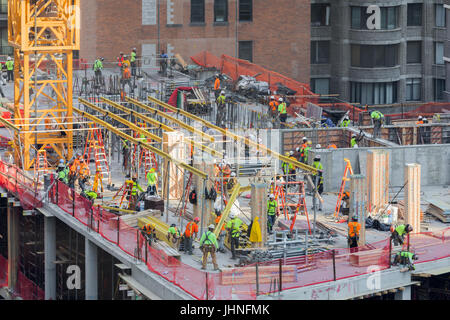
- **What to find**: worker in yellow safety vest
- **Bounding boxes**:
[146,168,157,196]
[278,98,287,127]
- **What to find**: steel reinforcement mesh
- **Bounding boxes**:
[1,161,450,300]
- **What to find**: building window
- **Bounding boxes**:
[214,0,228,22]
[435,42,444,65]
[407,3,422,26]
[434,79,445,101]
[238,41,253,62]
[351,6,398,30]
[436,4,446,27]
[407,41,422,64]
[239,0,252,22]
[406,78,422,101]
[311,41,330,64]
[351,81,398,105]
[191,0,205,23]
[351,44,399,68]
[311,78,330,95]
[311,4,330,27]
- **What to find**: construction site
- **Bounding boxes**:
[0,0,448,301]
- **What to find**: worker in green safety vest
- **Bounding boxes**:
[199,224,220,270]
[83,190,98,202]
[93,57,104,85]
[390,224,413,246]
[226,212,243,259]
[312,155,324,211]
[340,116,350,127]
[128,176,144,210]
[216,91,226,127]
[370,110,384,138]
[146,168,157,196]
[56,159,69,184]
[130,48,137,76]
[5,57,13,82]
[351,134,358,148]
[393,250,418,271]
[267,194,277,233]
[303,141,312,164]
[167,223,181,245]
[278,98,287,127]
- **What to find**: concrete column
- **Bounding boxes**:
[350,174,367,246]
[44,216,56,300]
[394,286,411,300]
[7,200,19,291]
[85,238,98,300]
[250,181,267,247]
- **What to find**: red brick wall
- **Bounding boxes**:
[80,0,310,83]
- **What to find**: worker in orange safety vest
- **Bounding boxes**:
[183,217,200,255]
[348,216,361,253]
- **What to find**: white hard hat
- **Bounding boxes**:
[208,224,215,230]
[295,147,300,152]
[289,151,294,156]
[269,194,275,199]
[278,98,283,102]
[302,137,307,141]
[270,96,275,100]
[418,116,423,120]
[315,155,321,160]
[316,144,321,149]
[423,118,427,121]
[221,91,225,95]
[229,212,236,219]
[231,172,236,177]
[7,56,11,61]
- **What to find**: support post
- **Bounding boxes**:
[205,273,209,300]
[251,181,267,247]
[278,259,282,292]
[7,200,19,292]
[256,263,259,296]
[332,249,336,281]
[405,164,421,234]
[85,238,98,300]
[44,216,56,300]
[350,174,367,246]
[389,237,392,267]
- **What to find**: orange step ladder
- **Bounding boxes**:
[112,180,134,209]
[333,158,354,219]
[84,123,111,186]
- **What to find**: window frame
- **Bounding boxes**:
[311,4,330,27]
[238,40,253,62]
[351,44,399,68]
[239,0,253,22]
[407,3,423,27]
[435,4,446,27]
[311,40,330,64]
[190,0,205,24]
[214,0,228,23]
[407,41,422,64]
[406,78,422,101]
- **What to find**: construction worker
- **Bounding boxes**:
[299,137,308,163]
[199,224,219,271]
[146,168,157,196]
[83,189,98,203]
[303,141,312,164]
[351,134,358,148]
[117,52,124,68]
[391,224,413,246]
[348,216,361,253]
[5,57,13,82]
[160,50,168,76]
[183,217,200,255]
[78,158,90,192]
[311,155,323,211]
[130,48,137,76]
[342,191,350,211]
[227,171,237,191]
[214,74,221,99]
[93,57,104,85]
[216,91,226,127]
[340,116,350,127]
[278,98,287,127]
[267,194,277,233]
[269,96,279,119]
[416,116,424,125]
[214,209,226,253]
[392,251,418,271]
[289,150,297,181]
[56,159,69,184]
[226,212,242,259]
[121,60,132,94]
[129,176,144,210]
[167,223,181,244]
[93,168,104,195]
[370,110,384,138]
[122,139,130,173]
[141,223,156,245]
[281,152,291,183]
[68,155,79,188]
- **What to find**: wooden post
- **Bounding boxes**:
[251,181,267,248]
[404,164,421,234]
[162,131,185,200]
[350,174,367,246]
[366,150,389,215]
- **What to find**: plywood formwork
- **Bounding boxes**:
[350,174,367,246]
[162,131,185,200]
[366,150,389,214]
[250,182,267,248]
[405,164,421,234]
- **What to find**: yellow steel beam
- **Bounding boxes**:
[125,97,215,143]
[213,183,241,237]
[73,106,207,179]
[137,216,178,249]
[147,96,317,174]
[0,116,20,132]
[100,97,223,158]
[78,98,162,143]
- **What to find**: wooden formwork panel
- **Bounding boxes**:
[405,164,421,233]
[366,150,389,214]
[162,131,185,200]
[431,126,443,144]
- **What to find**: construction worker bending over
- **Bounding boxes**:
[78,158,90,192]
[167,223,181,245]
[311,155,324,211]
[391,224,413,246]
[129,176,144,210]
[183,217,200,255]
[146,168,157,196]
[56,159,69,184]
[83,190,98,203]
[278,98,287,128]
[199,224,220,270]
[370,110,384,139]
[215,209,226,253]
[216,91,227,127]
[267,194,277,233]
[340,116,351,127]
[348,216,361,253]
[141,223,156,246]
[393,251,418,271]
[226,212,243,260]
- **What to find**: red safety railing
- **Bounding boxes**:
[0,159,450,300]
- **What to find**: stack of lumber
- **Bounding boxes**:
[137,215,179,249]
[349,247,401,267]
[366,150,389,214]
[152,240,181,267]
[119,210,161,228]
[426,198,450,223]
[220,265,297,285]
[404,164,421,233]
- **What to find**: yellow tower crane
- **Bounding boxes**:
[8,0,80,170]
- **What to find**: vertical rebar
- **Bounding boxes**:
[256,263,259,296]
[332,249,336,281]
[278,259,282,293]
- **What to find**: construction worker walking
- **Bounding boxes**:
[312,155,324,211]
[370,110,384,138]
[299,137,308,163]
[146,168,157,196]
[214,209,226,253]
[183,217,200,255]
[5,57,13,82]
[278,98,287,128]
[267,194,277,233]
[93,57,104,85]
[216,91,226,127]
[199,224,219,270]
[391,224,413,246]
[348,216,361,253]
[226,212,242,259]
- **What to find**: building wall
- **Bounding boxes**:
[444,0,450,101]
[311,0,447,104]
[80,0,311,84]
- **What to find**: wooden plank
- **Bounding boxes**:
[405,164,421,233]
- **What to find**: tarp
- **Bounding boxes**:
[167,86,193,108]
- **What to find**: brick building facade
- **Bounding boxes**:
[80,0,311,84]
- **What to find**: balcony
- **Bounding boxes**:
[349,65,401,82]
